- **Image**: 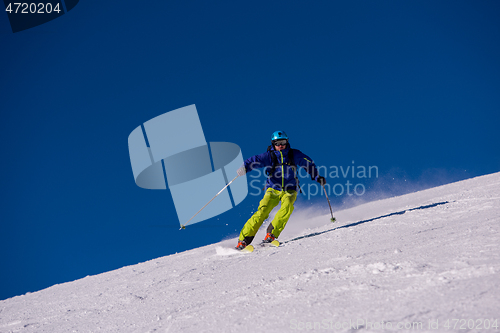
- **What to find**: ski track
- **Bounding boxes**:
[1,173,499,332]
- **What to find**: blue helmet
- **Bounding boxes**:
[271,130,288,141]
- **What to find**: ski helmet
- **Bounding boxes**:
[271,130,288,141]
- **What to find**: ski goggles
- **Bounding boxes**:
[273,139,288,146]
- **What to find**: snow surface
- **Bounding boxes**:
[1,172,499,333]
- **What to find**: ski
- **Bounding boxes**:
[240,245,254,253]
[260,240,280,247]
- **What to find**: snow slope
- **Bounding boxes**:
[1,172,499,333]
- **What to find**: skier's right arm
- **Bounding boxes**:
[242,152,272,174]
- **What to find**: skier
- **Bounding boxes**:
[235,130,326,250]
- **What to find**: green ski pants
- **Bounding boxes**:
[239,188,297,242]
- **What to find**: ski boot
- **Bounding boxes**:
[235,240,247,250]
[262,233,276,243]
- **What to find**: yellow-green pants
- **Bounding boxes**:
[239,188,297,243]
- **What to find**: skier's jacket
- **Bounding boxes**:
[242,145,321,192]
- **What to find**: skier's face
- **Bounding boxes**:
[274,140,287,151]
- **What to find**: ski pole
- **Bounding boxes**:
[180,175,240,230]
[322,184,336,223]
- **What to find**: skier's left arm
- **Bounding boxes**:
[294,150,326,185]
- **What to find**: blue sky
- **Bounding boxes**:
[1,1,499,300]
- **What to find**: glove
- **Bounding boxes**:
[237,167,246,176]
[316,176,326,186]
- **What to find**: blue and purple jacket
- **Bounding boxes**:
[243,145,321,192]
